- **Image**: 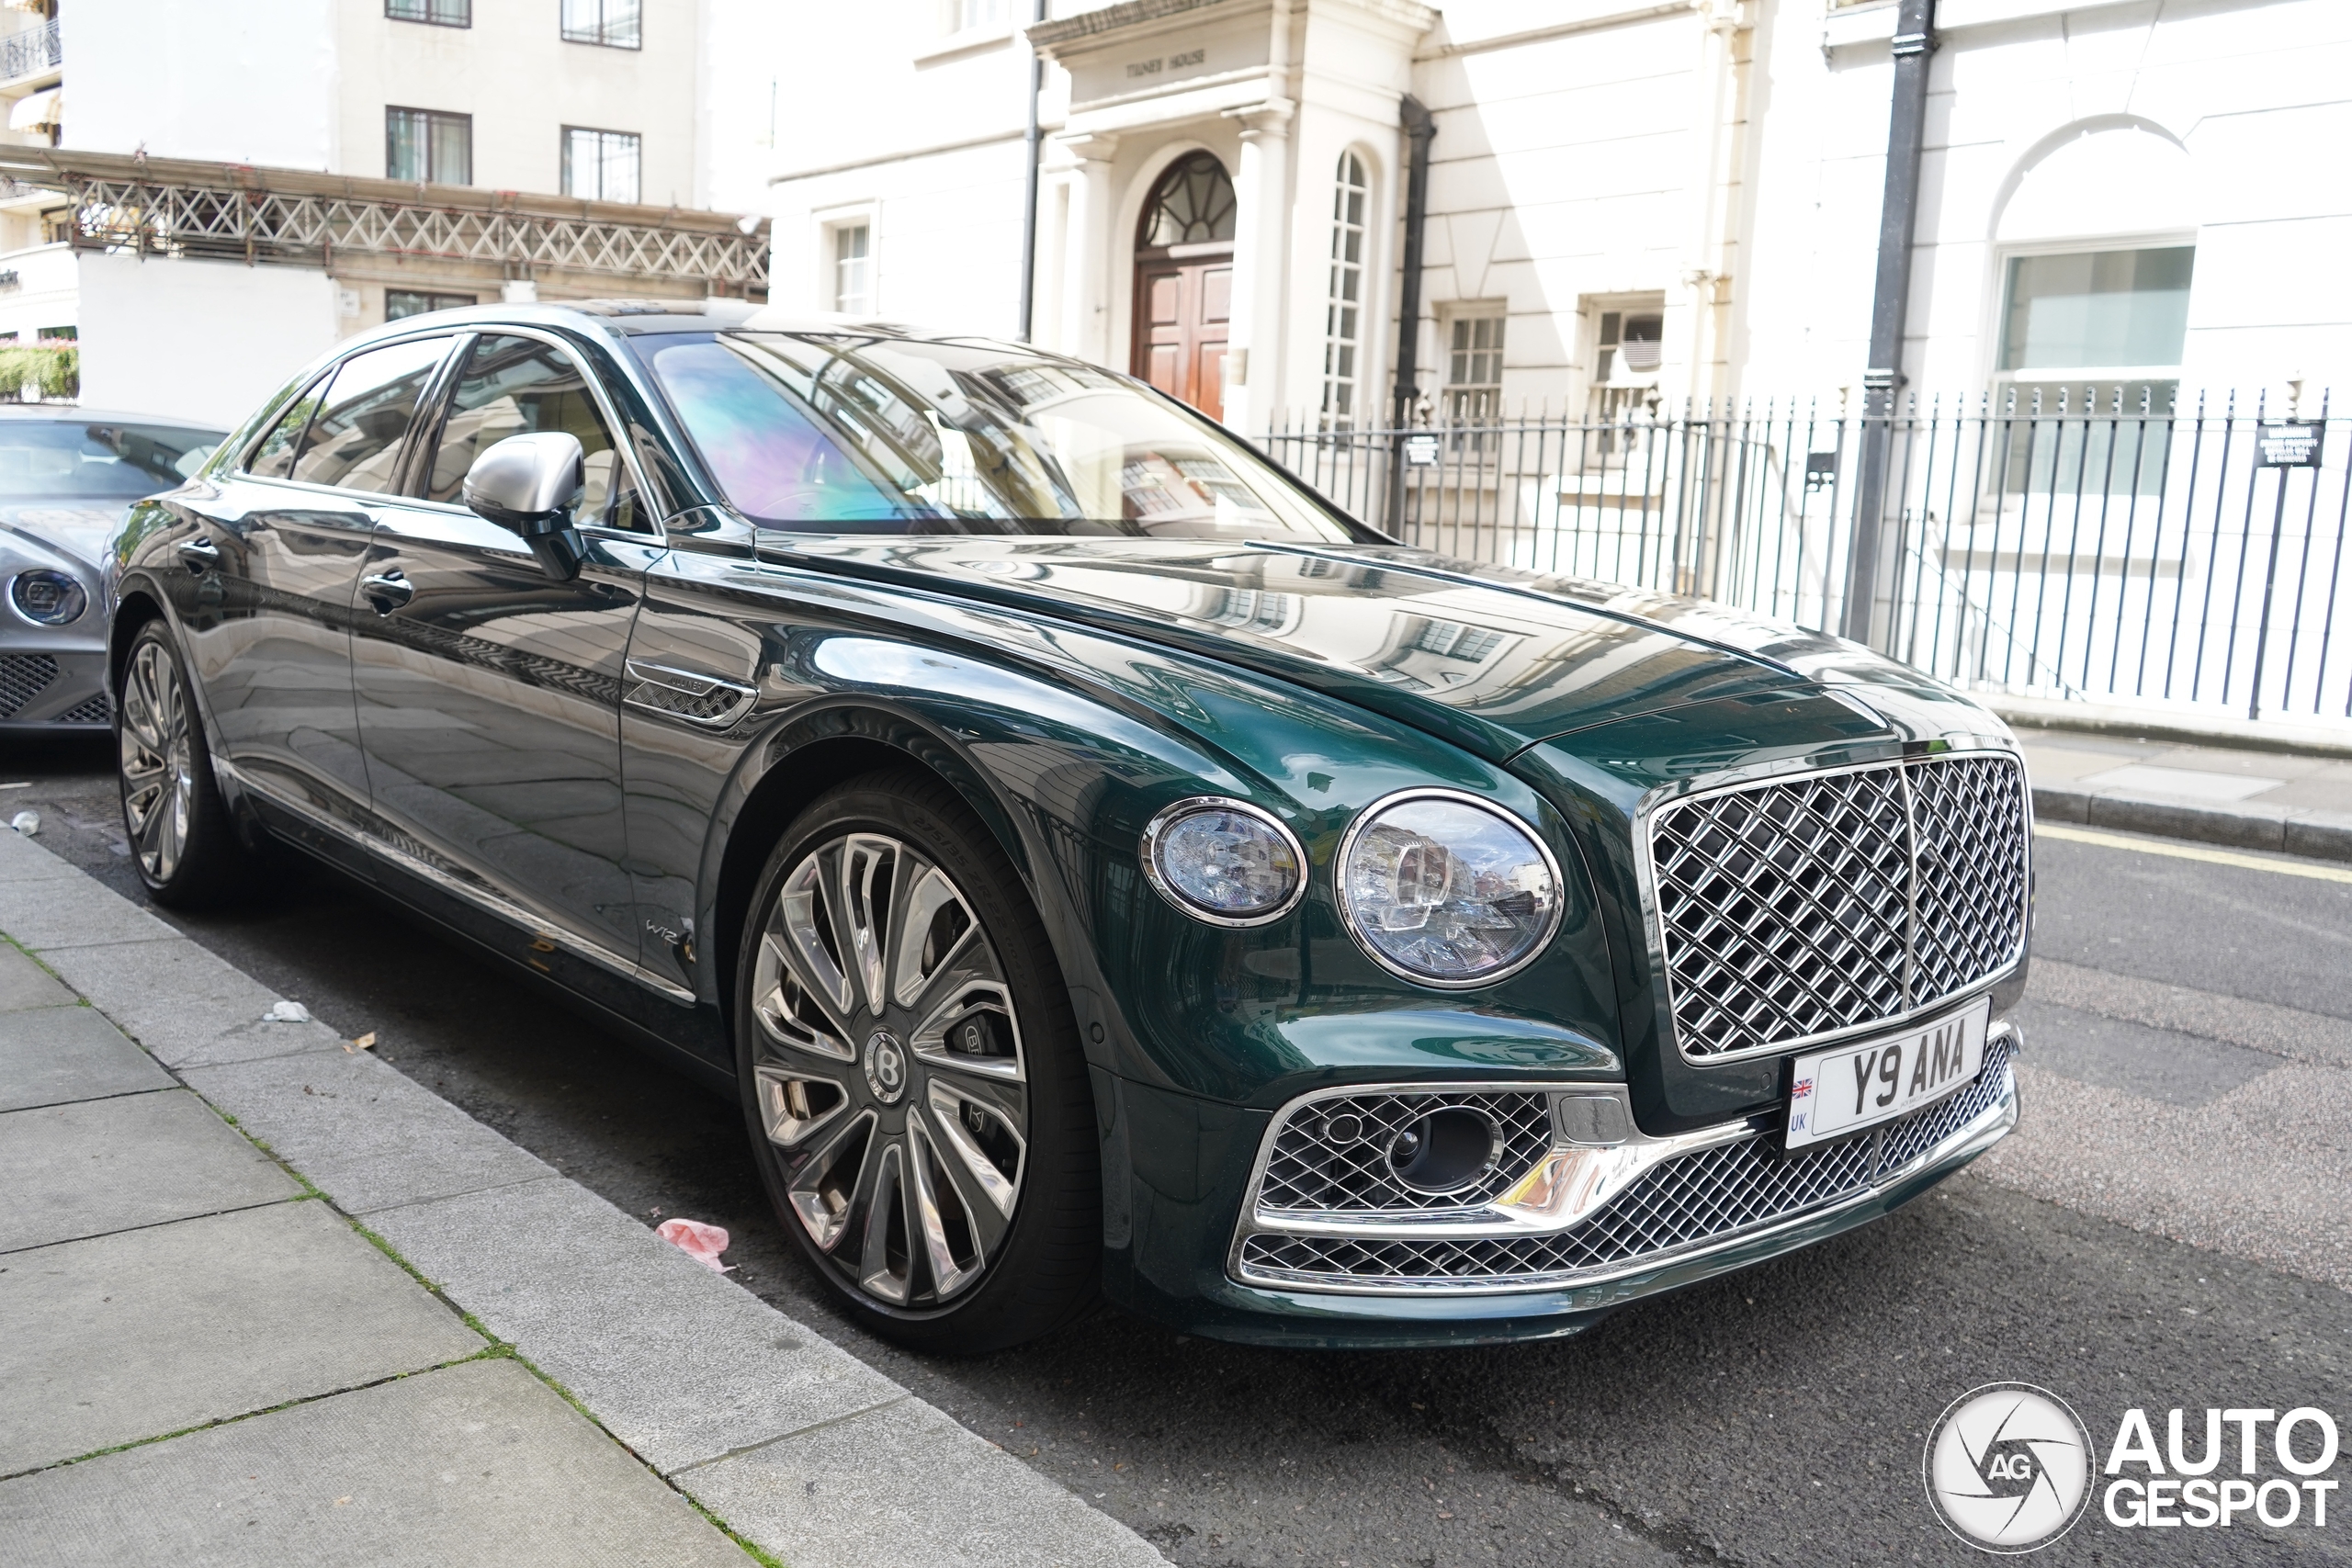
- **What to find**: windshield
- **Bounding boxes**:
[0,420,221,500]
[639,330,1363,542]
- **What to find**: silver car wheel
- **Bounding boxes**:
[119,638,194,885]
[750,832,1028,1309]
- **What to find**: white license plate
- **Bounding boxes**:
[1784,999,1990,1151]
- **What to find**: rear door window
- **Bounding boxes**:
[422,333,639,530]
[290,336,454,493]
[245,378,328,480]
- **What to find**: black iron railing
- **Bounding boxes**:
[1263,390,2352,725]
[0,18,59,83]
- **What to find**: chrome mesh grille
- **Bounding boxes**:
[1648,755,2027,1059]
[0,653,57,717]
[53,693,109,726]
[1238,1041,2012,1290]
[1258,1090,1552,1214]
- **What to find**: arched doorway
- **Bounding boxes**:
[1131,152,1235,420]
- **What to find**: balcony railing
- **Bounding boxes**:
[0,19,59,85]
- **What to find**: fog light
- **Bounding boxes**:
[1385,1107,1498,1194]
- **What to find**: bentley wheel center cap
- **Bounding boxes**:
[863,1029,909,1104]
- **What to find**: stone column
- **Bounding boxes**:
[1221,98,1294,436]
[1051,131,1120,367]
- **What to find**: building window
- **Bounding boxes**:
[386,107,471,186]
[1589,299,1664,423]
[832,223,871,313]
[948,0,1005,28]
[560,0,641,49]
[1998,246,2193,377]
[1139,152,1236,248]
[1319,152,1370,426]
[1443,310,1505,424]
[386,290,476,321]
[562,128,641,205]
[386,0,469,26]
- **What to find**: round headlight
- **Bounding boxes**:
[11,570,85,626]
[1141,798,1306,927]
[1338,791,1564,987]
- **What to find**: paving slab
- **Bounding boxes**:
[0,945,74,1012]
[0,877,180,952]
[687,1393,1168,1568]
[180,1044,554,1216]
[0,1200,485,1477]
[36,937,327,1070]
[0,1089,296,1253]
[0,1004,175,1112]
[0,826,87,884]
[0,1358,751,1568]
[369,1173,906,1476]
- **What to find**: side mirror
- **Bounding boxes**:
[463,432,586,581]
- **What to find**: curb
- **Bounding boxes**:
[1988,695,2352,761]
[0,827,1164,1568]
[2031,784,2352,864]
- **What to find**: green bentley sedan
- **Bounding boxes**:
[106,303,2027,1350]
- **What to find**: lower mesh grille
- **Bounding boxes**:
[52,693,109,726]
[0,654,58,717]
[1238,1039,2013,1290]
[1258,1089,1553,1214]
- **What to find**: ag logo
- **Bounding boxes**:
[1924,1383,2096,1552]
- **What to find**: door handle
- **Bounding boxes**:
[175,536,220,574]
[361,570,413,614]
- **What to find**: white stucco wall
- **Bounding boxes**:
[63,0,338,169]
[76,254,338,428]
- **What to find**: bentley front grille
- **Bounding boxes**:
[1235,1039,2014,1292]
[1257,1089,1555,1215]
[0,653,58,717]
[1646,753,2028,1062]
[53,693,110,726]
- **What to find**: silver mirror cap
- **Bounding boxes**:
[462,432,585,529]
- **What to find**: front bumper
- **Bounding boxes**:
[1111,1031,2018,1348]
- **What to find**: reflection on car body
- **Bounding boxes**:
[106,301,2029,1351]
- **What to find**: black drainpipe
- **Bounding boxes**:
[1840,0,1937,646]
[1386,94,1435,536]
[1017,0,1047,342]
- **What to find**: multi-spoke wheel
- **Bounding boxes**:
[737,770,1100,1351]
[115,619,244,906]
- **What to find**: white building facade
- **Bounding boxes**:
[764,0,2352,428]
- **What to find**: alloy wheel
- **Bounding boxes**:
[119,638,195,885]
[751,832,1028,1309]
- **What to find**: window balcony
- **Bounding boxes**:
[0,18,59,92]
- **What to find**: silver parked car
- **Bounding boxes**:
[0,410,224,729]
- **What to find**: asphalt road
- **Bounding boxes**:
[8,733,2349,1567]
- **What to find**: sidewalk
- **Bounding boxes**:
[0,826,1162,1568]
[2010,723,2352,861]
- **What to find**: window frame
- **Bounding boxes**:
[560,0,642,50]
[232,333,460,495]
[403,325,664,537]
[1987,235,2198,391]
[821,214,876,314]
[385,106,473,186]
[1438,304,1509,425]
[384,0,469,28]
[385,289,479,321]
[560,126,643,205]
[1318,151,1373,428]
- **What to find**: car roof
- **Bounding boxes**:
[0,406,229,434]
[343,298,1033,347]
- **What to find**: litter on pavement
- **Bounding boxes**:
[9,810,38,835]
[655,1217,733,1272]
[262,1000,311,1023]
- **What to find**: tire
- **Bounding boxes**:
[735,768,1101,1353]
[116,618,248,908]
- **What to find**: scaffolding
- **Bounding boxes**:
[0,148,768,295]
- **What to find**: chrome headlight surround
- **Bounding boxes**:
[1335,788,1566,989]
[1139,795,1309,929]
[10,569,87,626]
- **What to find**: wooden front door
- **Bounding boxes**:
[1133,253,1230,421]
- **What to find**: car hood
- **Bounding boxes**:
[0,503,126,571]
[758,536,1966,762]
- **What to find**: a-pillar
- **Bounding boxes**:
[1221,98,1294,436]
[1051,130,1120,367]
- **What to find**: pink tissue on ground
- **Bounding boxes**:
[655,1217,732,1272]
